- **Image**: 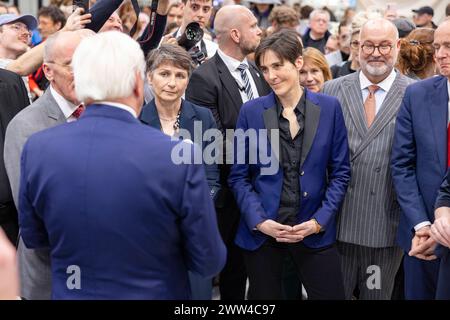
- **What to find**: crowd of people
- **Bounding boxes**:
[0,0,450,300]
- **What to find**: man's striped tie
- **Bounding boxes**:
[237,63,254,100]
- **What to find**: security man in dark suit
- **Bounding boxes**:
[185,5,271,299]
[0,68,30,245]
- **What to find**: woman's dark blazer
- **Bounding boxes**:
[140,99,221,200]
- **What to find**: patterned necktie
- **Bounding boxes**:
[364,85,380,128]
[237,63,254,101]
[72,104,85,119]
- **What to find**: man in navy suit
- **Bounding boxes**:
[391,19,450,299]
[18,31,226,299]
[432,170,450,299]
[427,19,450,300]
[228,30,350,299]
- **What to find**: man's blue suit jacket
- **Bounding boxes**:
[391,76,449,252]
[18,105,226,299]
[228,91,351,250]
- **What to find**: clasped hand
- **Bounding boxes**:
[256,219,318,243]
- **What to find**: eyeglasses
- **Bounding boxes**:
[5,23,31,35]
[45,61,73,72]
[361,43,394,55]
[350,40,360,49]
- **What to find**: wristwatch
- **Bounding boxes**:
[311,218,322,234]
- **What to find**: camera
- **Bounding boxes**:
[73,0,89,13]
[177,22,205,65]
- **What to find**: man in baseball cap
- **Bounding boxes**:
[412,6,437,29]
[0,14,37,70]
[0,13,37,30]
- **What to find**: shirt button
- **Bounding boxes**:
[300,171,304,176]
[303,192,308,197]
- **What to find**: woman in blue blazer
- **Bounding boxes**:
[139,44,220,299]
[228,30,350,299]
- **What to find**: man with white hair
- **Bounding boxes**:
[302,9,331,54]
[4,29,94,300]
[323,18,414,299]
[17,31,225,299]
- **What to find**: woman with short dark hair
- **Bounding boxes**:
[230,29,350,300]
[140,44,220,299]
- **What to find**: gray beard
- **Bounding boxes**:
[361,60,391,77]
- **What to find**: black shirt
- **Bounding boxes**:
[276,92,306,225]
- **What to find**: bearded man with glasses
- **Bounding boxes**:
[323,18,414,299]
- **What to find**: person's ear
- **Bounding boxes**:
[395,38,401,50]
[295,55,304,71]
[135,71,144,99]
[230,28,240,44]
[146,72,153,86]
[42,63,54,82]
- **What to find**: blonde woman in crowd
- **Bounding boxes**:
[300,47,332,92]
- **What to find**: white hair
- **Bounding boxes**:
[72,31,145,102]
[309,9,330,22]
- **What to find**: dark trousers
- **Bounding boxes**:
[404,253,440,300]
[0,203,18,246]
[216,197,247,300]
[243,239,345,300]
[436,247,450,300]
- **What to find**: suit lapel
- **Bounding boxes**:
[139,100,162,129]
[262,95,280,163]
[429,76,449,172]
[351,72,408,160]
[342,72,366,139]
[215,54,243,115]
[301,95,321,166]
[43,89,67,124]
[179,100,196,136]
[248,63,266,96]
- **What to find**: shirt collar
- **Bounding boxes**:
[97,101,137,118]
[359,69,397,92]
[50,85,77,120]
[217,48,248,72]
[275,90,306,117]
[447,80,450,103]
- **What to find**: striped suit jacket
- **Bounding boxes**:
[323,71,414,248]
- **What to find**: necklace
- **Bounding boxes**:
[160,107,182,132]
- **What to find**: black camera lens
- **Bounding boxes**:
[177,22,204,51]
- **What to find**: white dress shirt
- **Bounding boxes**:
[50,86,79,122]
[217,49,259,104]
[359,69,397,115]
